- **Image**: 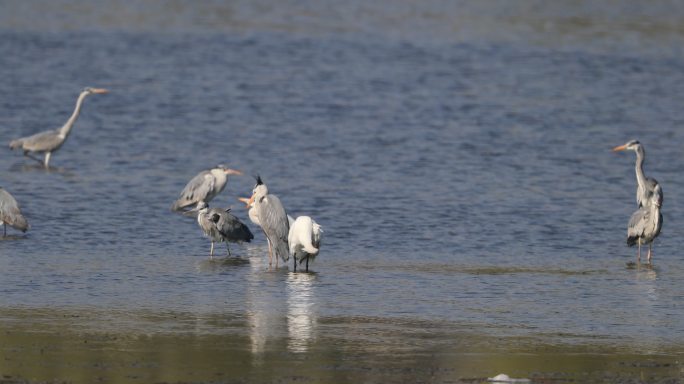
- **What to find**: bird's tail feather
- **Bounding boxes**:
[170,200,185,211]
[9,138,23,150]
[273,237,290,262]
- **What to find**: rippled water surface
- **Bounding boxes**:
[2,1,684,383]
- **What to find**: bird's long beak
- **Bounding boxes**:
[237,197,251,208]
[612,144,627,152]
[91,88,109,94]
[247,194,255,207]
[224,168,243,176]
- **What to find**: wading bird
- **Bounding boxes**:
[0,187,29,236]
[247,176,290,267]
[9,87,109,167]
[196,202,253,258]
[612,140,661,208]
[289,216,322,272]
[171,165,242,212]
[627,184,663,264]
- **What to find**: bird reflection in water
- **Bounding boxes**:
[286,271,317,353]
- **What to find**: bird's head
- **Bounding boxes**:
[248,175,268,206]
[216,164,243,176]
[82,87,109,96]
[612,140,641,152]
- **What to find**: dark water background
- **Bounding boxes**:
[1,1,684,382]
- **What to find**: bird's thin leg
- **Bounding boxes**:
[3,223,6,237]
[44,152,51,168]
[637,241,641,264]
[648,242,653,264]
[226,243,232,257]
[293,257,297,272]
[24,152,44,165]
[267,238,272,267]
[306,256,309,272]
[210,242,215,259]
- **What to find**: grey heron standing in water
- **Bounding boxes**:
[0,187,29,236]
[612,140,661,208]
[289,216,322,272]
[196,202,253,258]
[171,165,242,212]
[247,176,290,267]
[627,184,663,264]
[9,87,109,168]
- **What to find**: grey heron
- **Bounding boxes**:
[196,202,254,258]
[0,187,29,236]
[288,216,322,272]
[627,184,663,264]
[238,196,296,265]
[612,140,660,208]
[9,87,109,168]
[171,165,242,212]
[246,176,290,267]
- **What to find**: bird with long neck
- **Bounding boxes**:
[247,176,290,268]
[9,87,108,168]
[612,140,661,208]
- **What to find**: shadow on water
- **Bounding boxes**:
[0,234,29,241]
[194,255,251,272]
[9,161,74,176]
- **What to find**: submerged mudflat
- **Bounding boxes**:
[0,305,681,384]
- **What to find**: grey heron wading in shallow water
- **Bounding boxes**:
[612,140,661,208]
[627,184,663,264]
[9,87,109,168]
[196,202,253,258]
[0,187,29,236]
[247,176,290,267]
[289,216,322,272]
[171,165,242,212]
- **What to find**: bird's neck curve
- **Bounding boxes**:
[60,92,88,137]
[634,147,647,191]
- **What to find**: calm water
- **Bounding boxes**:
[1,1,684,382]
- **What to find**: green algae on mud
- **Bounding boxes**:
[0,308,681,384]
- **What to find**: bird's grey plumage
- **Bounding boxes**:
[613,140,661,208]
[0,187,29,235]
[9,87,108,167]
[197,202,253,257]
[172,165,242,211]
[251,178,290,265]
[627,184,663,263]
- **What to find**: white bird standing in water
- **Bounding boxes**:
[288,216,322,272]
[0,187,29,236]
[9,87,109,168]
[196,202,254,258]
[627,184,663,264]
[171,165,242,212]
[246,176,290,267]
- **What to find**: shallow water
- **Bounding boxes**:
[1,1,684,383]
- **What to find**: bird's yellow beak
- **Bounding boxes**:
[224,168,243,176]
[612,144,627,152]
[247,194,255,207]
[91,88,109,94]
[237,197,251,207]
